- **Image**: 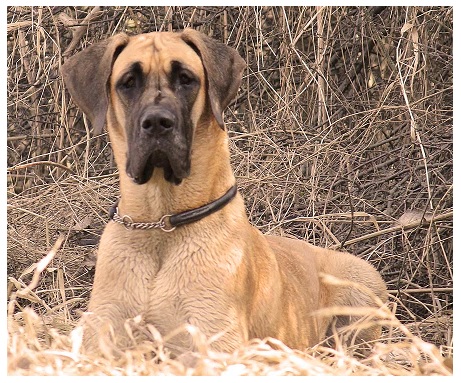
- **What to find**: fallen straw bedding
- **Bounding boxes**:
[7,6,452,375]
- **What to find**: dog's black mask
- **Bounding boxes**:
[119,61,200,185]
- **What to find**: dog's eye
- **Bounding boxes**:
[121,75,136,89]
[178,71,194,86]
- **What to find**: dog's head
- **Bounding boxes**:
[61,29,245,184]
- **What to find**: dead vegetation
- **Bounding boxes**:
[7,6,453,376]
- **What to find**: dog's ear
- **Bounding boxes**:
[61,34,129,135]
[181,29,245,129]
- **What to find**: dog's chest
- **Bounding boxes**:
[143,237,243,343]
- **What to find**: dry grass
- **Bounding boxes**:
[6,307,453,376]
[7,6,453,376]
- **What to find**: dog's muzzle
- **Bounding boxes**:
[126,106,191,185]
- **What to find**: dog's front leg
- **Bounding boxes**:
[79,227,157,356]
[79,300,139,356]
[185,291,248,354]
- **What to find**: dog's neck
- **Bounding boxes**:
[114,120,239,224]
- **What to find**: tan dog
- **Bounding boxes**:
[62,29,387,356]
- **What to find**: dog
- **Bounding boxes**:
[61,29,387,356]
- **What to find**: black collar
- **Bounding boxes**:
[109,184,238,231]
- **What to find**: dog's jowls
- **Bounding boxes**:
[61,29,387,357]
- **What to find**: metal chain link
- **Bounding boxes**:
[112,208,175,232]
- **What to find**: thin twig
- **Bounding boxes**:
[8,161,74,174]
[331,211,453,250]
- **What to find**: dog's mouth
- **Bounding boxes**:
[126,146,190,185]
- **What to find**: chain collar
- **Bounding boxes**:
[109,184,238,232]
[111,211,176,232]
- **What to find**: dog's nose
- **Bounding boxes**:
[141,110,175,134]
